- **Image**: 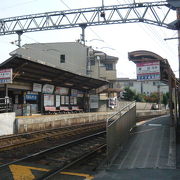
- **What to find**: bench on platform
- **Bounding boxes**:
[44,106,59,114]
[59,106,72,113]
[72,106,83,113]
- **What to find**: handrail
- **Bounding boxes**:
[0,97,13,112]
[106,101,136,166]
[106,101,136,127]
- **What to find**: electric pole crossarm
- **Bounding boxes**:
[0,1,175,36]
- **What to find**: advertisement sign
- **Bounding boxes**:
[25,94,38,101]
[0,68,12,84]
[108,97,117,109]
[56,95,60,107]
[70,96,77,105]
[55,87,69,95]
[43,84,54,94]
[136,61,160,81]
[44,94,54,106]
[71,89,78,97]
[33,83,42,92]
[77,90,84,97]
[89,95,99,109]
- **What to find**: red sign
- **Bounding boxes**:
[136,61,160,81]
[0,69,12,84]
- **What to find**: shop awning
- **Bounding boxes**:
[0,55,109,91]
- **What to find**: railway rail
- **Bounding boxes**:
[0,131,106,179]
[0,120,106,152]
[0,115,160,153]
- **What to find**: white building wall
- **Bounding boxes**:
[11,42,88,76]
[114,79,169,95]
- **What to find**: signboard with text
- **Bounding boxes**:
[0,68,12,84]
[136,61,160,81]
[42,84,54,94]
[89,95,99,109]
[55,87,69,95]
[33,83,42,92]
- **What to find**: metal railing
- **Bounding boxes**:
[0,97,13,112]
[106,101,136,166]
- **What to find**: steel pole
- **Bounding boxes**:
[168,67,174,126]
[16,30,23,47]
[177,8,180,125]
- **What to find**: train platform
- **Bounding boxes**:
[95,115,180,180]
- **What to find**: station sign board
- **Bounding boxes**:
[136,61,160,81]
[89,95,99,109]
[42,84,54,94]
[33,83,42,92]
[55,87,69,95]
[0,68,13,84]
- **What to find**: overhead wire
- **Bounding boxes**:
[115,0,178,76]
[0,0,38,11]
[117,0,177,58]
[2,0,177,76]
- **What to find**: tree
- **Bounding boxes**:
[134,93,144,102]
[144,92,159,103]
[123,87,136,101]
[162,92,169,108]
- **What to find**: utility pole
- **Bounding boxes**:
[157,83,161,110]
[168,67,174,126]
[177,8,180,126]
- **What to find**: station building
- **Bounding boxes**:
[0,42,119,115]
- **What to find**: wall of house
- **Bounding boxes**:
[12,42,88,76]
[100,68,116,80]
[89,59,117,80]
[90,61,99,79]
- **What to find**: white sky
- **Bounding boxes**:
[0,0,178,78]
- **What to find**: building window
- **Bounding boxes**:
[105,63,113,70]
[60,54,65,63]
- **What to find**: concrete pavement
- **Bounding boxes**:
[95,115,178,180]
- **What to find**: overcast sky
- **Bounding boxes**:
[0,0,178,78]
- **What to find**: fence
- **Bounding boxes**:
[0,97,13,112]
[106,101,136,166]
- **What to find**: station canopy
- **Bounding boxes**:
[128,50,175,83]
[0,54,108,91]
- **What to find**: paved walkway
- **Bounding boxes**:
[95,115,179,180]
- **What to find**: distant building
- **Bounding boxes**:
[0,42,119,114]
[11,42,118,81]
[11,42,119,110]
[112,78,169,96]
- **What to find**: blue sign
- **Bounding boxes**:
[26,94,38,101]
[137,74,160,81]
[0,79,11,83]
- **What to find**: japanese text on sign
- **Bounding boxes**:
[136,61,160,81]
[0,69,13,84]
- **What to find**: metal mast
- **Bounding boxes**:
[0,1,177,36]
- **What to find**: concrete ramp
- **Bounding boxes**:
[112,115,176,169]
[95,115,177,180]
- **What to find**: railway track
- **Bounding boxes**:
[0,120,106,152]
[0,131,106,179]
